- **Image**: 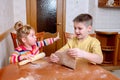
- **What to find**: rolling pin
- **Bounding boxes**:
[19,52,45,66]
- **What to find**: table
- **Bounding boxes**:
[0,58,119,80]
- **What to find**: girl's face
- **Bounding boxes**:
[74,22,92,40]
[23,29,37,46]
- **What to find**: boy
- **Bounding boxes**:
[50,14,103,64]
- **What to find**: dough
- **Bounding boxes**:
[56,51,76,69]
[60,53,76,69]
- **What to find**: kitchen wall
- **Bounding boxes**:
[0,0,14,68]
[94,0,120,32]
[13,0,26,24]
[66,0,89,33]
[0,0,26,68]
[66,0,120,33]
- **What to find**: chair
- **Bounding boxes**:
[10,32,18,49]
[64,32,75,44]
[35,32,45,52]
[89,33,96,37]
[10,32,45,52]
[95,31,118,66]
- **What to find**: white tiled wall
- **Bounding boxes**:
[94,0,120,32]
[66,0,120,33]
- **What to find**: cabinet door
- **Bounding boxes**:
[117,35,120,64]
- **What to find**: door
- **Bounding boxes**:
[26,0,66,56]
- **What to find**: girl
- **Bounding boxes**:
[9,21,59,64]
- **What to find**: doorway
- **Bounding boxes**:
[26,0,66,56]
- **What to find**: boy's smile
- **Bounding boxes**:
[74,22,91,40]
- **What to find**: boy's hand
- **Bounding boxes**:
[67,48,85,58]
[50,54,60,63]
[54,32,60,41]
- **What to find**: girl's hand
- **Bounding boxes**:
[67,48,85,58]
[50,54,59,63]
[54,32,60,41]
[20,54,33,61]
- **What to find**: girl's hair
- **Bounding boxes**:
[14,21,34,44]
[73,14,93,27]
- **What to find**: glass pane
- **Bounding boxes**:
[37,0,56,33]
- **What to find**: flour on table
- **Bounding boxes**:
[100,74,107,79]
[17,73,40,80]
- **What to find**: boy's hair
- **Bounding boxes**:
[14,21,34,44]
[73,14,93,27]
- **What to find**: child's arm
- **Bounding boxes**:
[9,52,32,64]
[81,51,103,64]
[37,32,60,48]
[50,53,60,63]
[50,49,65,63]
[53,32,60,41]
[19,52,45,65]
[67,48,103,64]
[9,52,20,64]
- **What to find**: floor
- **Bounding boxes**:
[101,65,120,78]
[110,70,120,78]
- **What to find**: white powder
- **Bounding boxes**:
[17,73,41,80]
[100,74,107,78]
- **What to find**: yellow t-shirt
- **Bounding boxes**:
[59,36,103,57]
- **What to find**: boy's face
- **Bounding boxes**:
[22,29,37,46]
[74,22,92,40]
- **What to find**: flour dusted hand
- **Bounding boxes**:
[19,52,46,66]
[67,48,85,58]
